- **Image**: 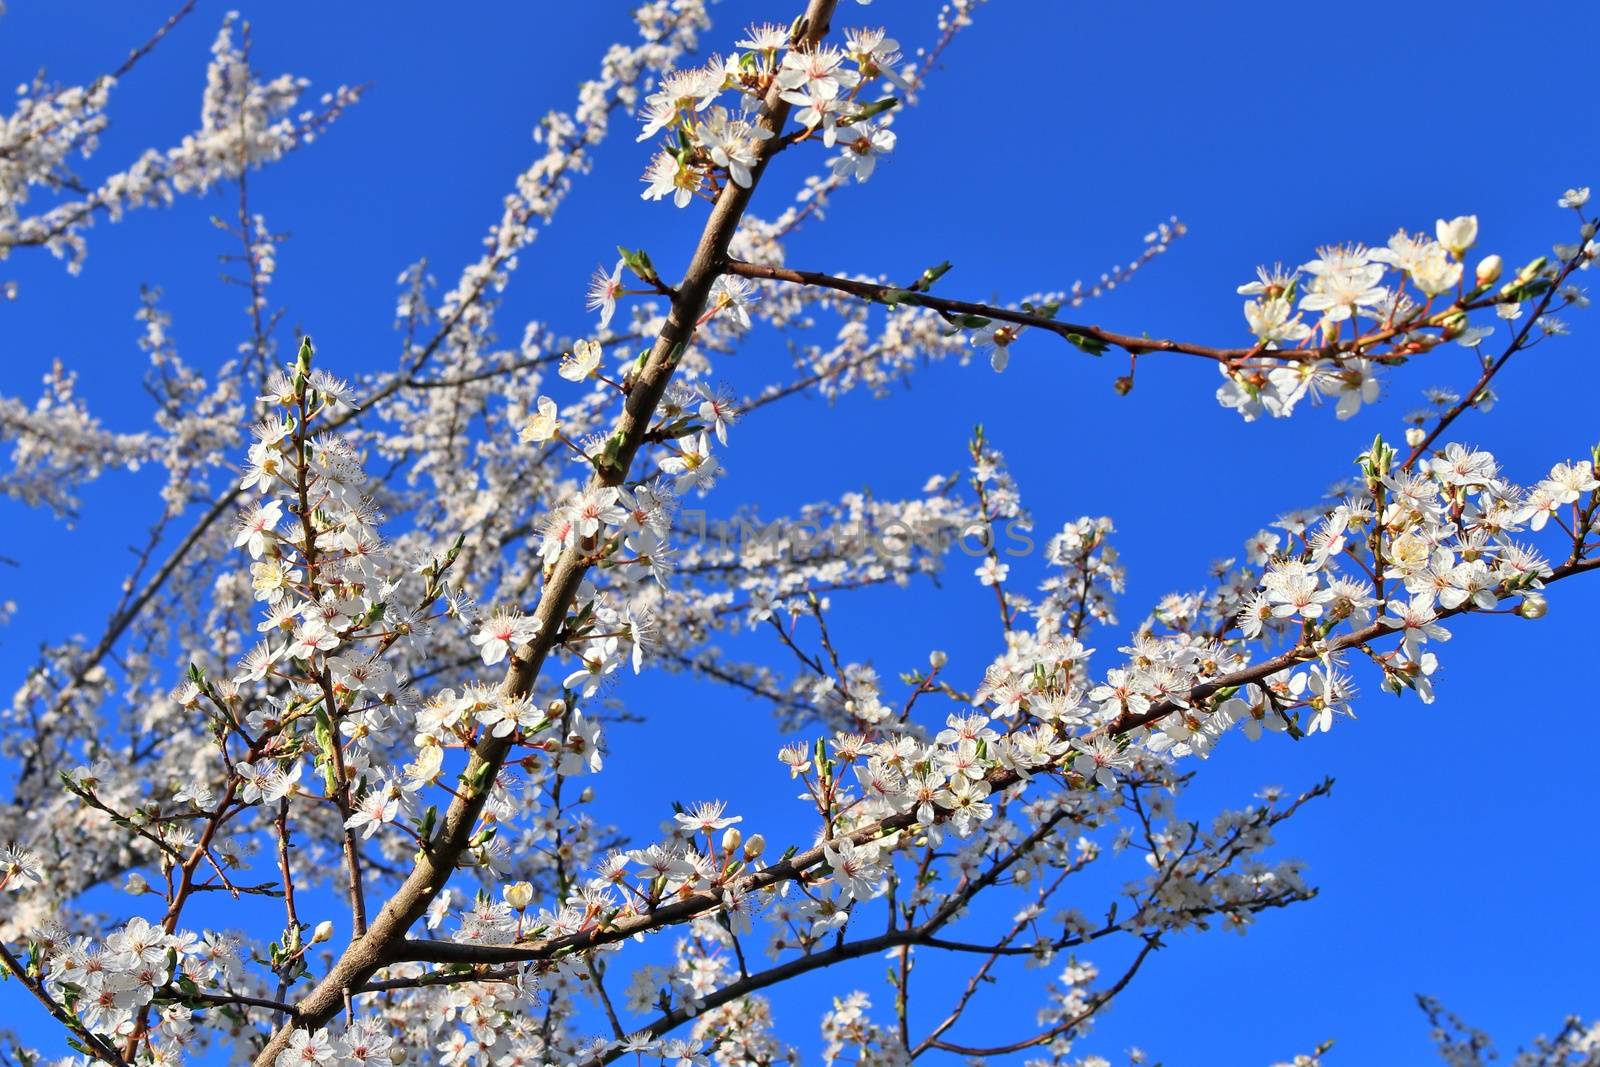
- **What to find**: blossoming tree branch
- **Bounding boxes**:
[1,2,1597,1066]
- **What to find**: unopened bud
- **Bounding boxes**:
[503,881,534,909]
[721,827,742,854]
[1436,309,1468,339]
[1405,427,1426,448]
[1518,595,1547,620]
[1437,215,1478,258]
[1475,254,1502,287]
[743,833,766,861]
[311,920,335,945]
[929,650,948,670]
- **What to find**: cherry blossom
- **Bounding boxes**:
[0,4,1595,1066]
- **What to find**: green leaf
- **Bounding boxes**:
[1066,332,1109,356]
[616,246,659,285]
[910,261,952,293]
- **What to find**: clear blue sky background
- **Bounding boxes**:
[3,2,1598,1063]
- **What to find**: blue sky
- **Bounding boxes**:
[3,1,1599,1062]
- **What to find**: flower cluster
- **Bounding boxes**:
[1219,208,1595,421]
[26,914,247,1052]
[0,13,360,275]
[638,21,906,207]
[3,1,1599,1064]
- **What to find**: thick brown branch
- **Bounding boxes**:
[248,4,844,1061]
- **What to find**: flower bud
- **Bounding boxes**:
[1405,427,1426,448]
[1436,214,1478,258]
[124,872,149,896]
[1475,254,1502,287]
[1518,595,1547,620]
[1436,309,1468,339]
[721,827,742,854]
[503,881,534,909]
[929,650,948,670]
[311,920,335,945]
[743,833,766,861]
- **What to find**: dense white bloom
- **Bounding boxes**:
[0,11,1594,1067]
[472,608,541,666]
[822,838,883,902]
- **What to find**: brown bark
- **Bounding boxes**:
[247,3,842,1061]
